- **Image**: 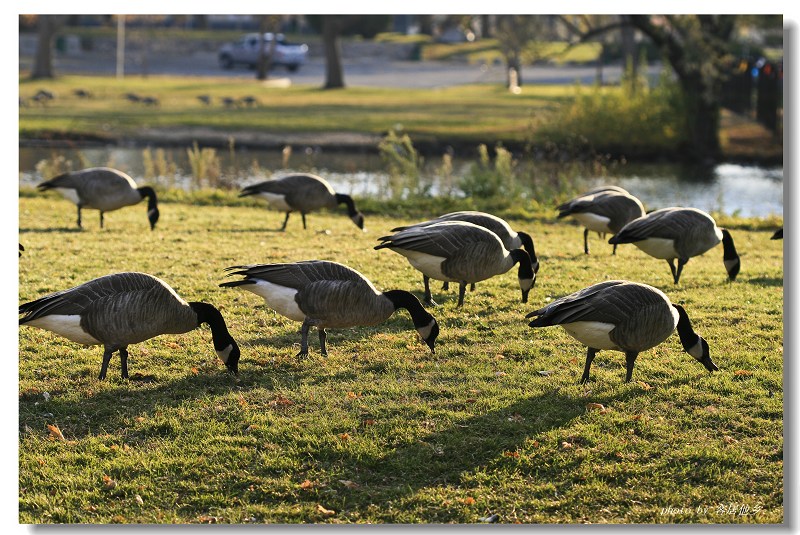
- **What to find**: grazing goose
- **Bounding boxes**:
[375,221,535,307]
[239,173,364,231]
[608,207,740,284]
[37,167,160,230]
[557,187,645,254]
[390,210,540,292]
[19,272,240,380]
[219,260,438,357]
[771,228,783,240]
[526,280,718,384]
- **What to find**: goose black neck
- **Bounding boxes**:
[383,290,433,328]
[720,228,738,260]
[672,304,699,349]
[510,249,534,279]
[138,186,158,211]
[335,193,358,216]
[190,302,234,350]
[517,231,537,261]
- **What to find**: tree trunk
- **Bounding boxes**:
[678,74,722,163]
[322,17,345,89]
[30,15,62,79]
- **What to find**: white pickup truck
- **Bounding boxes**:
[218,33,309,72]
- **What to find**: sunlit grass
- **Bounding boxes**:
[18,193,783,524]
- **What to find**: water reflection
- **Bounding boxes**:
[19,146,783,218]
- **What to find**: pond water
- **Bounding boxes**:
[18,145,783,218]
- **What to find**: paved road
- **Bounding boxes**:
[20,49,662,88]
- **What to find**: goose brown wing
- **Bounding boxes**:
[528,280,669,328]
[377,222,498,257]
[224,260,370,290]
[19,272,171,323]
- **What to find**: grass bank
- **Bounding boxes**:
[18,75,782,163]
[18,195,783,524]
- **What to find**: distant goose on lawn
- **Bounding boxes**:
[220,260,439,357]
[526,280,718,384]
[608,207,740,284]
[375,221,535,307]
[19,272,240,380]
[238,173,364,231]
[37,167,159,230]
[557,187,645,254]
[390,210,540,292]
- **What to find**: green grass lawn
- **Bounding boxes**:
[18,193,783,524]
[19,76,566,147]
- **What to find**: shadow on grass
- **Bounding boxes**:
[746,276,784,287]
[19,227,83,234]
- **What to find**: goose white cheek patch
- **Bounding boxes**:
[216,344,234,363]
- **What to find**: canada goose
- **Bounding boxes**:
[608,207,740,284]
[141,96,160,106]
[73,89,92,99]
[557,187,645,254]
[219,260,438,357]
[37,167,159,230]
[19,272,240,380]
[391,211,540,292]
[375,221,535,307]
[240,96,258,107]
[526,280,718,383]
[124,92,141,103]
[239,173,364,231]
[771,228,783,240]
[197,94,211,105]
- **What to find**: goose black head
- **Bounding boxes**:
[351,211,365,231]
[673,303,718,373]
[218,340,241,375]
[417,318,440,354]
[148,207,160,230]
[720,228,740,281]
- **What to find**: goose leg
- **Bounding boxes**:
[77,205,83,229]
[457,281,467,307]
[675,258,687,284]
[470,283,476,292]
[280,212,291,231]
[318,328,328,357]
[423,275,437,306]
[612,242,618,255]
[99,211,105,229]
[580,348,598,384]
[99,346,114,380]
[301,212,307,230]
[296,320,311,358]
[442,281,449,291]
[624,351,639,382]
[667,259,679,284]
[119,347,129,379]
[583,228,590,254]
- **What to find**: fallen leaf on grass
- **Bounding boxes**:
[198,515,222,524]
[339,433,351,441]
[734,370,753,377]
[538,370,552,376]
[586,403,611,414]
[317,504,336,517]
[135,494,144,505]
[463,497,476,505]
[346,391,361,399]
[723,435,738,444]
[503,451,520,458]
[102,475,117,490]
[637,381,652,390]
[704,405,718,413]
[299,479,315,490]
[561,441,574,450]
[362,419,376,426]
[46,424,65,441]
[339,480,360,489]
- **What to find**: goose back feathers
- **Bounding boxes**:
[239,173,364,230]
[37,167,159,230]
[220,260,438,357]
[527,280,717,383]
[19,272,239,379]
